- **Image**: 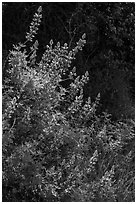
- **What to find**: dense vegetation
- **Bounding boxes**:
[2,3,135,202]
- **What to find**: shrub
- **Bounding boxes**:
[2,6,135,202]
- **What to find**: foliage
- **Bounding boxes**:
[2,2,135,120]
[2,6,134,202]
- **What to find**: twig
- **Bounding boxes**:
[8,117,16,134]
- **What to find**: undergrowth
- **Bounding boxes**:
[2,6,135,202]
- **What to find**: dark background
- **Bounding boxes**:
[2,2,135,120]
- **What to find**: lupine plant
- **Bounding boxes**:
[2,6,135,202]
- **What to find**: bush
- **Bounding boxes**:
[2,6,135,202]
